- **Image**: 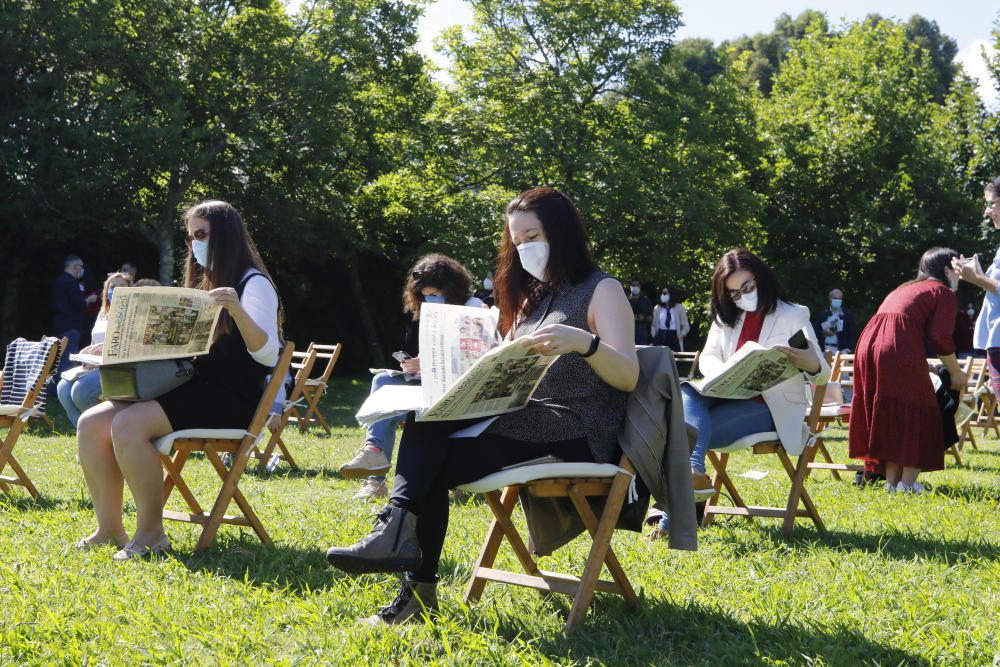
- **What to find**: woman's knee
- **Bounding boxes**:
[77,406,113,451]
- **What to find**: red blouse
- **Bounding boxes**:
[737,309,766,350]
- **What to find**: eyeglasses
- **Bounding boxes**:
[186,229,209,242]
[727,278,757,302]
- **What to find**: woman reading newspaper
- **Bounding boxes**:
[649,248,829,540]
[74,201,281,560]
[338,253,483,501]
[326,187,639,625]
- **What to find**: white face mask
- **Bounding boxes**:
[483,277,493,290]
[516,241,549,282]
[630,286,640,296]
[948,272,959,291]
[968,307,976,317]
[735,289,759,312]
[192,239,210,268]
[660,294,669,304]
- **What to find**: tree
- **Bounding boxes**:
[757,19,986,316]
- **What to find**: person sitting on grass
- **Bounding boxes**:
[325,186,639,625]
[337,253,483,500]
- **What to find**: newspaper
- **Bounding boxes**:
[356,303,557,425]
[686,341,800,399]
[69,286,221,366]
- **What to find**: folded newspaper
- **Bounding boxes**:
[686,341,800,400]
[356,303,557,425]
[69,286,221,366]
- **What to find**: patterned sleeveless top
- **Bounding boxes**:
[486,269,627,462]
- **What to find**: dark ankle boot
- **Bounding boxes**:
[361,576,438,626]
[326,505,422,574]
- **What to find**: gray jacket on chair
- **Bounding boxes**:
[521,346,698,554]
[618,345,697,551]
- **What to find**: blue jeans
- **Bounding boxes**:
[659,385,775,532]
[56,369,104,428]
[365,372,418,480]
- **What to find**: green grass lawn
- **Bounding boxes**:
[2,378,999,665]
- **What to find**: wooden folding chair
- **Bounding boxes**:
[673,350,701,380]
[0,337,65,499]
[807,352,861,481]
[956,357,986,453]
[253,347,318,472]
[458,454,641,636]
[974,364,1000,439]
[702,383,828,537]
[154,343,294,552]
[288,343,341,435]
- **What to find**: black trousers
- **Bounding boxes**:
[390,415,592,581]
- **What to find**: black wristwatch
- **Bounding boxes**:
[580,334,601,358]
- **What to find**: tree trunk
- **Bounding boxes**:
[344,251,385,367]
[155,172,190,285]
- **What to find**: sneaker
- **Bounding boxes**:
[360,577,438,626]
[339,446,391,479]
[886,482,898,493]
[643,526,669,542]
[897,482,926,494]
[354,478,388,500]
[692,471,715,498]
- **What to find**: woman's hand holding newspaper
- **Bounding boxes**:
[520,324,591,356]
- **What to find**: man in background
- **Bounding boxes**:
[814,288,856,354]
[628,277,652,345]
[51,255,97,356]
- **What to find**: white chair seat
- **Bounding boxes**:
[0,405,21,416]
[820,404,850,418]
[458,462,625,494]
[713,431,780,453]
[154,429,247,455]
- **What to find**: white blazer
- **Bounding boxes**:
[699,300,831,454]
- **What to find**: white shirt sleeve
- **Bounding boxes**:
[240,272,280,367]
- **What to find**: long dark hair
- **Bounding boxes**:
[182,200,283,338]
[709,248,787,328]
[402,253,475,320]
[495,187,597,335]
[908,246,958,288]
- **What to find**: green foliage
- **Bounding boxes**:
[2,387,999,663]
[757,20,989,315]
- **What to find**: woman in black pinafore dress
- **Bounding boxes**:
[75,200,282,561]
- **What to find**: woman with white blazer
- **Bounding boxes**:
[651,285,690,351]
[649,247,829,539]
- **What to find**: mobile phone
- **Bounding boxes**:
[787,330,809,350]
[391,350,412,363]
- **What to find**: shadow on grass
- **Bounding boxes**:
[747,526,1000,564]
[0,492,62,511]
[469,594,927,665]
[928,483,1000,504]
[177,536,353,593]
[243,464,345,481]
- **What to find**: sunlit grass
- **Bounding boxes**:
[1,378,998,664]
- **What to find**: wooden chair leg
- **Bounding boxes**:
[815,440,842,481]
[703,451,754,528]
[564,469,632,636]
[778,444,825,537]
[464,486,528,604]
[0,424,37,498]
[194,442,269,552]
[567,483,638,608]
[161,451,203,515]
[204,447,271,545]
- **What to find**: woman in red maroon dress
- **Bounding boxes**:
[849,247,967,493]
